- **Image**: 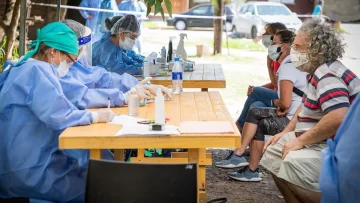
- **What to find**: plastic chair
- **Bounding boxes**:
[85,159,197,203]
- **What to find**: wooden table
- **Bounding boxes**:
[59,92,240,202]
[138,64,226,92]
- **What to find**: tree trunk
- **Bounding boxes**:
[213,0,223,55]
[3,0,16,25]
[4,0,21,60]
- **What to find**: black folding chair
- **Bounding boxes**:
[85,159,197,203]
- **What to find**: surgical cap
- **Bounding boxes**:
[61,19,92,47]
[110,15,140,35]
[105,15,124,31]
[18,22,78,64]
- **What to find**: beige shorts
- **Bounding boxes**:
[260,132,328,192]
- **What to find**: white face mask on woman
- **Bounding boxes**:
[119,37,136,51]
[290,48,309,71]
[262,35,272,48]
[268,44,282,61]
[51,53,70,78]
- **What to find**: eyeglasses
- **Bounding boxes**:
[63,52,76,66]
[119,32,138,40]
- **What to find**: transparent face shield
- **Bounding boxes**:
[78,27,92,66]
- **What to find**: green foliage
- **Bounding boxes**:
[145,0,173,21]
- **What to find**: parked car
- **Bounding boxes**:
[232,1,302,39]
[167,4,235,32]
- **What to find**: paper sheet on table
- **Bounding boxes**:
[109,115,146,125]
[116,124,180,136]
[179,121,234,134]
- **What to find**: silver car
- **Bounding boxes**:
[232,1,302,39]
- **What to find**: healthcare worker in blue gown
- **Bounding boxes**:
[60,19,172,110]
[118,0,146,54]
[92,15,145,75]
[0,22,116,202]
[320,94,360,203]
[95,0,119,43]
[79,0,102,42]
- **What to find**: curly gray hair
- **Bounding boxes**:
[299,19,346,72]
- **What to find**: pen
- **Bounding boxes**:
[108,97,110,109]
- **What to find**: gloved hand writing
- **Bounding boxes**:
[91,109,115,123]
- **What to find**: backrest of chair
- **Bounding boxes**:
[85,159,197,203]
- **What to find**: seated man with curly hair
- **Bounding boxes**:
[261,19,360,203]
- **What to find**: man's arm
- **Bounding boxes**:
[298,107,348,145]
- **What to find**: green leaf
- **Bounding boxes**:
[154,1,162,15]
[160,7,165,21]
[164,0,172,18]
[146,0,155,16]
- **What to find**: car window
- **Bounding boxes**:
[192,5,210,16]
[246,5,255,15]
[239,5,248,14]
[256,5,291,16]
[225,7,235,15]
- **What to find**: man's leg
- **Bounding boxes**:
[286,181,321,203]
[272,174,301,203]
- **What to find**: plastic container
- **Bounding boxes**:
[143,59,150,78]
[172,58,183,94]
[155,88,165,125]
[176,33,188,60]
[161,46,166,58]
[128,88,139,116]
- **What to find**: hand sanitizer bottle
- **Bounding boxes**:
[128,88,139,116]
[155,88,165,125]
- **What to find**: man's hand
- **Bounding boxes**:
[282,138,304,160]
[276,107,288,117]
[263,132,284,153]
[88,15,93,19]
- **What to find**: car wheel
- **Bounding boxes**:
[175,20,186,30]
[225,21,233,32]
[251,26,258,39]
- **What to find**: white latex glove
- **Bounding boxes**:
[91,109,115,123]
[135,77,153,100]
[148,84,172,99]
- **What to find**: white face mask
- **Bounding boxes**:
[262,35,272,48]
[290,48,309,71]
[119,37,136,51]
[52,53,70,78]
[268,45,282,61]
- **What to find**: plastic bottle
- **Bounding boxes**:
[128,88,139,116]
[172,57,183,94]
[161,46,166,58]
[176,33,188,60]
[143,58,150,78]
[167,36,176,63]
[155,88,165,125]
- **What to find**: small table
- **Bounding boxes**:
[139,64,226,92]
[59,92,240,202]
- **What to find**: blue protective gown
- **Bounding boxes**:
[92,33,145,75]
[95,0,119,43]
[320,95,360,203]
[79,0,102,36]
[0,59,93,202]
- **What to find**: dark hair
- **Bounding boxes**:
[318,0,323,5]
[275,30,296,44]
[265,23,287,35]
[105,15,124,31]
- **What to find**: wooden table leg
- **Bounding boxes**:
[114,149,125,161]
[201,88,208,92]
[90,149,101,159]
[188,148,207,202]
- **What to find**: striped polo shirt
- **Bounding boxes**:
[295,61,360,133]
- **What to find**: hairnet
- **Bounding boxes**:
[105,15,124,31]
[18,22,78,64]
[110,15,140,35]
